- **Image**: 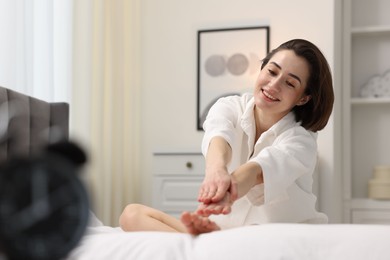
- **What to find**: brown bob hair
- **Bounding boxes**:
[261,39,334,132]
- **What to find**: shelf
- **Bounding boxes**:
[349,198,390,210]
[352,25,390,36]
[351,97,390,105]
[342,0,390,223]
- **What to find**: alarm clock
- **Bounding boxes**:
[0,141,89,260]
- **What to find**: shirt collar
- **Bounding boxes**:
[241,96,299,137]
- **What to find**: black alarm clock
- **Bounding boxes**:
[0,141,89,260]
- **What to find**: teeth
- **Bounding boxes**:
[263,90,278,101]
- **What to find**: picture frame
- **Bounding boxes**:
[196,26,270,130]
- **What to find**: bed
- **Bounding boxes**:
[67,212,390,260]
[1,87,389,260]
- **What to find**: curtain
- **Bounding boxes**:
[0,0,73,102]
[0,0,140,227]
[72,0,141,226]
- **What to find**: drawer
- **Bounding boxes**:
[153,153,204,176]
[153,176,203,212]
[352,209,390,224]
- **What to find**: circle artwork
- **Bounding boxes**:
[205,55,226,77]
[227,53,249,76]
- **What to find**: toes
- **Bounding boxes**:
[181,212,221,235]
[180,211,192,226]
[201,217,210,227]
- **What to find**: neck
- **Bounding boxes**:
[254,107,286,140]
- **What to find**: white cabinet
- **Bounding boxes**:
[342,0,390,223]
[152,152,204,218]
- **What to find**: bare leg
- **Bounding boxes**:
[180,211,220,235]
[119,204,187,233]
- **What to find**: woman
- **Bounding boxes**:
[119,39,334,235]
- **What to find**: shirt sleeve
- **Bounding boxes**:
[248,127,318,205]
[201,95,242,156]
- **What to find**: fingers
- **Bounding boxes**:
[211,187,227,203]
[197,189,234,217]
[196,203,207,216]
[198,189,210,204]
[196,204,216,217]
[221,205,231,215]
[198,186,218,203]
[198,184,229,203]
[199,205,220,217]
[198,172,232,204]
[196,203,231,217]
[198,189,222,204]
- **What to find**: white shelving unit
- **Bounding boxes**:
[342,0,390,224]
[351,25,390,35]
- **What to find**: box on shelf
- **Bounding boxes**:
[369,166,390,199]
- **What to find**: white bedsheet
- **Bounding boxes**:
[67,214,390,260]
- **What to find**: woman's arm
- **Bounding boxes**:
[231,161,263,199]
[198,136,234,204]
[197,161,263,216]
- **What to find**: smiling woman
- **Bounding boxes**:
[119,39,335,234]
[253,50,312,126]
[259,39,334,131]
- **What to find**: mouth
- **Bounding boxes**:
[262,89,280,102]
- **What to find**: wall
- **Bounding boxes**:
[139,0,342,222]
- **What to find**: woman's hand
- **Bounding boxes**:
[196,190,234,217]
[198,166,235,204]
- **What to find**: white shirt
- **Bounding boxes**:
[202,93,328,229]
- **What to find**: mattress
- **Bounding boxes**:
[68,214,390,260]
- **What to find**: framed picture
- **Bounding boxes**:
[196,26,270,130]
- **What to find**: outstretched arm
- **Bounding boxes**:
[197,161,263,216]
[198,136,236,204]
[231,161,263,198]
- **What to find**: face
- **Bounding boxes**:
[253,50,311,119]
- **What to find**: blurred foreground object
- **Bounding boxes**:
[0,141,89,260]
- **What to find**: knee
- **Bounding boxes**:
[119,203,146,231]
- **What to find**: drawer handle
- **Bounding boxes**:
[186,162,193,169]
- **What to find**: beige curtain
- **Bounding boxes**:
[72,0,141,226]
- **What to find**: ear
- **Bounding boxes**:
[297,95,311,106]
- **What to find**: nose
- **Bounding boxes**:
[269,76,282,92]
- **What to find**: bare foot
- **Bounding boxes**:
[180,211,220,235]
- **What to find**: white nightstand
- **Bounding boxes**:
[152,152,204,218]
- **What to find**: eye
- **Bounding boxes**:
[286,81,296,88]
[268,69,277,76]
